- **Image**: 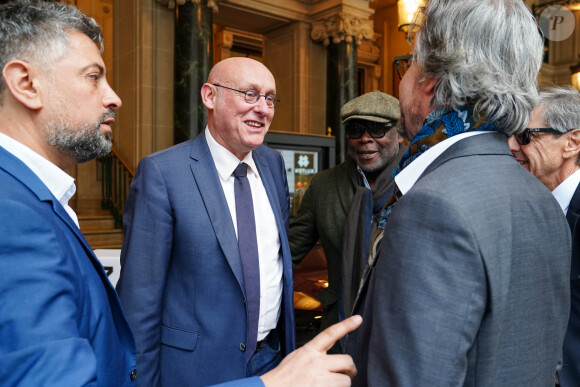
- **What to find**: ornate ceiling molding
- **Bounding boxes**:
[155,0,220,12]
[311,12,373,46]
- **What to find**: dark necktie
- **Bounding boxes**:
[234,162,261,362]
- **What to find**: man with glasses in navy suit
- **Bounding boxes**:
[508,86,580,387]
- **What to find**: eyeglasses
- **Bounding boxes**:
[345,121,396,139]
[514,127,562,145]
[394,54,415,80]
[212,84,279,108]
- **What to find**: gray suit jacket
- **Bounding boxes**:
[352,133,571,386]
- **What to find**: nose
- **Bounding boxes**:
[359,129,374,143]
[103,80,122,110]
[507,135,520,153]
[252,95,271,116]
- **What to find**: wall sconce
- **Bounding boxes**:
[397,0,425,42]
[397,0,423,32]
[572,62,580,91]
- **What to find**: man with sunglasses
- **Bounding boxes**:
[290,91,405,343]
[508,86,580,387]
[350,0,571,385]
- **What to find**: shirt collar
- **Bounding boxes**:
[205,127,259,179]
[356,165,372,189]
[0,132,76,207]
[552,168,580,214]
[395,131,490,195]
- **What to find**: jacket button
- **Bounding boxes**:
[240,343,246,352]
[242,298,246,304]
[130,369,137,381]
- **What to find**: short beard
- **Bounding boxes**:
[397,106,426,142]
[46,112,114,164]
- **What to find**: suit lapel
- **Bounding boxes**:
[0,146,134,347]
[189,135,245,291]
[0,146,99,264]
[567,185,580,278]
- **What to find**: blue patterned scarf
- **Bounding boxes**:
[393,106,498,177]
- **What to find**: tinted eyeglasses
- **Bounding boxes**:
[345,121,396,139]
[212,84,279,108]
[514,127,562,145]
[394,54,415,80]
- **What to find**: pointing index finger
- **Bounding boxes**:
[306,315,363,353]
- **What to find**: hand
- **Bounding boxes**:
[260,315,362,387]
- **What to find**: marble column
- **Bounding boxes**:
[326,41,357,164]
[312,12,373,163]
[172,0,215,143]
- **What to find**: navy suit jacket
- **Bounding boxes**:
[559,183,580,386]
[117,133,296,387]
[0,146,136,386]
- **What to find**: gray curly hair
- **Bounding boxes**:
[413,0,543,135]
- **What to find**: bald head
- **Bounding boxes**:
[200,57,277,160]
[207,57,275,88]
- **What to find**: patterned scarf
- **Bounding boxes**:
[353,106,498,311]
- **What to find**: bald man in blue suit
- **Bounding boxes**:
[117,57,297,387]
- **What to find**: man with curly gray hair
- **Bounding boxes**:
[350,0,572,385]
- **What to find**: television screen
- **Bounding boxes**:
[264,131,336,217]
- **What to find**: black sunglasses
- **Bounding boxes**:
[345,121,396,139]
[515,127,562,145]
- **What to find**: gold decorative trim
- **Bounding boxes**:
[311,12,373,46]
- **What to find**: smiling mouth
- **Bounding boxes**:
[245,120,264,128]
[358,151,377,159]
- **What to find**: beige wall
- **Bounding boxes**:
[266,21,327,135]
[114,1,174,171]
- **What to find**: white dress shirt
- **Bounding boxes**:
[0,133,79,227]
[205,128,283,341]
[552,168,580,215]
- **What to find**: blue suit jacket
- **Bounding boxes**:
[117,133,296,387]
[559,183,580,386]
[0,146,137,386]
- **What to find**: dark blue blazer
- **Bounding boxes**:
[559,183,580,386]
[117,133,296,387]
[0,146,136,385]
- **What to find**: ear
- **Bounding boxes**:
[421,77,438,98]
[397,132,404,144]
[2,60,43,110]
[563,129,580,161]
[200,83,216,110]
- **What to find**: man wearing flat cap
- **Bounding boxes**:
[289,91,405,350]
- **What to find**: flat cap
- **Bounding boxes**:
[340,90,400,125]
